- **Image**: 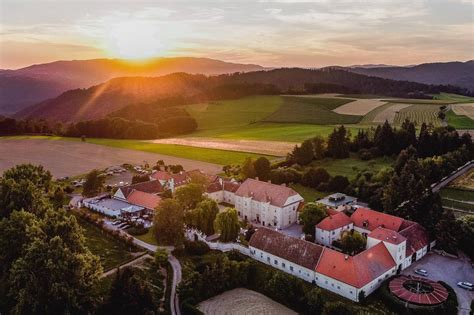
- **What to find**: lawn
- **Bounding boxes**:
[263,96,361,125]
[188,123,373,142]
[310,155,394,179]
[446,110,474,129]
[76,217,135,270]
[185,95,282,131]
[289,183,327,202]
[432,93,474,103]
[134,229,158,246]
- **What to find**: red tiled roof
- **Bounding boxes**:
[126,190,161,210]
[351,208,404,232]
[399,221,429,257]
[389,275,448,305]
[368,227,406,245]
[151,171,189,186]
[206,181,223,193]
[223,180,240,193]
[327,208,340,216]
[151,171,172,181]
[120,180,164,197]
[235,178,301,207]
[316,212,352,231]
[249,228,324,270]
[316,242,396,288]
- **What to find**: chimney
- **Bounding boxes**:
[268,179,271,183]
[255,177,259,181]
[281,183,286,187]
[344,255,349,260]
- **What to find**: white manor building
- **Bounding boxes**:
[206,178,304,229]
[249,207,433,302]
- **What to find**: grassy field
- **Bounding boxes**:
[446,110,474,129]
[134,229,158,245]
[289,183,327,202]
[310,155,394,179]
[185,96,282,131]
[263,96,361,125]
[188,122,371,142]
[433,93,474,103]
[77,217,134,270]
[393,104,442,127]
[440,187,474,215]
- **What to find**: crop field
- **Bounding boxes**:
[373,103,411,123]
[198,288,297,315]
[433,93,474,103]
[333,99,387,115]
[263,96,361,125]
[448,168,474,190]
[451,104,474,119]
[393,104,442,127]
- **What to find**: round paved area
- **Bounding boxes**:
[389,275,449,305]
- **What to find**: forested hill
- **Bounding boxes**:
[17,68,471,123]
[345,60,474,92]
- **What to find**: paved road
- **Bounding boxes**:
[431,162,473,193]
[402,252,474,315]
[100,220,182,315]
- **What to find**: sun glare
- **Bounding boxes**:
[105,20,163,60]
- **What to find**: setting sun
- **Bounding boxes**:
[104,20,163,59]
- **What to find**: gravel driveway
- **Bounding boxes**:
[402,252,473,314]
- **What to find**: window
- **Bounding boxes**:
[337,286,340,290]
[331,283,334,287]
[274,259,278,265]
[260,253,263,258]
[325,280,328,284]
[267,257,270,262]
[332,231,335,235]
[282,263,286,268]
[290,266,294,271]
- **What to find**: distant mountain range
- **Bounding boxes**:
[343,60,474,91]
[0,57,265,114]
[16,68,468,123]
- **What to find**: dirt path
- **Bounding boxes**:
[147,137,295,156]
[198,288,297,315]
[0,138,221,177]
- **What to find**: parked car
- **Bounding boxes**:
[414,269,428,277]
[457,282,473,291]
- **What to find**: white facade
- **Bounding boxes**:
[249,246,315,283]
[315,223,353,247]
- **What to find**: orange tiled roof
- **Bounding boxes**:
[399,221,429,256]
[351,208,404,232]
[120,180,163,197]
[368,227,406,245]
[126,190,161,210]
[316,212,352,231]
[316,242,396,288]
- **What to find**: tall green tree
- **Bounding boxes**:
[214,208,240,242]
[291,139,314,165]
[241,157,256,179]
[326,126,350,159]
[175,183,204,210]
[374,120,396,156]
[8,209,102,314]
[2,164,52,193]
[457,215,474,260]
[301,167,331,189]
[340,230,366,255]
[299,203,327,235]
[153,199,184,245]
[186,198,219,235]
[435,209,461,254]
[82,169,105,197]
[253,157,271,181]
[311,136,327,160]
[101,267,156,314]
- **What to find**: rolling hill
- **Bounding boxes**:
[0,57,265,114]
[16,68,471,123]
[346,60,474,91]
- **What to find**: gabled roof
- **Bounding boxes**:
[368,227,406,245]
[235,178,301,207]
[351,208,404,232]
[206,181,223,193]
[150,171,189,186]
[206,179,241,194]
[249,228,324,270]
[223,180,241,193]
[126,190,161,210]
[120,180,164,197]
[399,221,429,256]
[316,242,396,288]
[316,212,352,231]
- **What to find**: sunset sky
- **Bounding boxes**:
[1,0,473,69]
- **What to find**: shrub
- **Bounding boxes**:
[358,148,373,160]
[127,226,149,236]
[184,240,210,256]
